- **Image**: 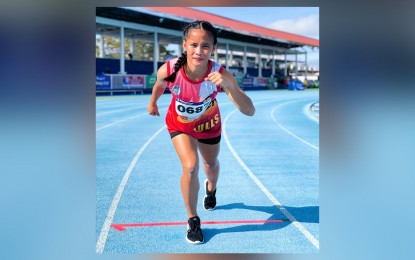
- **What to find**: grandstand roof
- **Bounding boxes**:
[143,7,319,48]
[96,7,319,51]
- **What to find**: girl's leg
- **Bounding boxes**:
[171,133,199,218]
[198,141,220,192]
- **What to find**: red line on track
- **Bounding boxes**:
[111,219,288,231]
[227,133,290,136]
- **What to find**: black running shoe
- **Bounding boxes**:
[203,179,216,211]
[186,216,204,244]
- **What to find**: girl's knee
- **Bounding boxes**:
[182,161,199,175]
[203,159,219,169]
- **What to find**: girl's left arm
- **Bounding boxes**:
[207,69,255,116]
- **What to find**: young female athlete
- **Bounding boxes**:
[147,20,255,244]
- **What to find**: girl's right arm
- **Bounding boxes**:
[147,63,168,116]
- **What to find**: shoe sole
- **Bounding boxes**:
[185,236,204,244]
[203,179,216,211]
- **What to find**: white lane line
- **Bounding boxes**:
[223,110,319,250]
[96,108,167,131]
[271,102,319,151]
[96,113,147,131]
[97,106,141,117]
[97,102,170,117]
[95,125,167,253]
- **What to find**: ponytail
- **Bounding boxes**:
[164,52,187,82]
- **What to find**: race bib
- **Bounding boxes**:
[175,96,212,120]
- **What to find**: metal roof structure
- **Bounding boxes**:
[141,7,319,48]
[96,7,318,76]
[96,7,319,52]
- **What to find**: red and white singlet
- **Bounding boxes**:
[165,58,224,139]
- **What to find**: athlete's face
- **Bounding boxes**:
[183,29,216,67]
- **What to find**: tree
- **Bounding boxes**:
[96,35,173,60]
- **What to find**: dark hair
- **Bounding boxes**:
[164,20,218,82]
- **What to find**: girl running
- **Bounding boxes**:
[147,20,255,244]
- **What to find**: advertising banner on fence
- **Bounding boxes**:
[242,77,254,88]
[257,78,268,87]
[96,74,111,89]
[123,75,145,88]
[146,75,157,88]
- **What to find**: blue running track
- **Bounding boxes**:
[96,89,319,253]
